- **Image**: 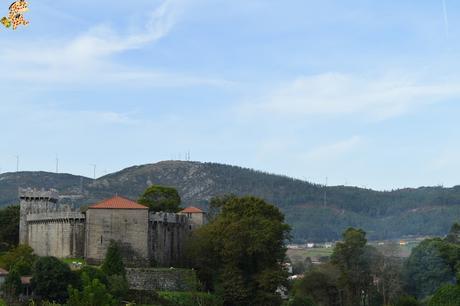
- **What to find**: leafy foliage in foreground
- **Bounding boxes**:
[158,291,223,306]
[187,196,290,306]
[31,256,79,303]
[0,205,19,251]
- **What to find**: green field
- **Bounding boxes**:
[287,240,421,263]
[287,248,333,263]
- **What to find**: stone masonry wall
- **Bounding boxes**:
[27,213,85,258]
[126,268,198,292]
[85,208,149,265]
[149,213,191,267]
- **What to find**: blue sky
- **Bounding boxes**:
[1,0,460,190]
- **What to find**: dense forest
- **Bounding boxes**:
[1,161,460,241]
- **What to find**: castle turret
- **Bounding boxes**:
[19,188,59,245]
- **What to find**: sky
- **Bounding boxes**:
[0,0,460,190]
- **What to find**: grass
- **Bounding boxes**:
[287,247,333,263]
[61,258,86,264]
[287,240,421,263]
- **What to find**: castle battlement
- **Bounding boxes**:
[26,211,85,222]
[150,212,189,224]
[19,188,59,202]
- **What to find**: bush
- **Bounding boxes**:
[125,289,170,305]
[396,295,419,306]
[31,256,79,303]
[159,291,223,306]
[101,241,125,277]
[428,284,460,306]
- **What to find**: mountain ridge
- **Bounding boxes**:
[2,160,460,242]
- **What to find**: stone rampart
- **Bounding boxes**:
[149,212,191,267]
[126,268,198,292]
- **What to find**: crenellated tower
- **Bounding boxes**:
[19,188,59,245]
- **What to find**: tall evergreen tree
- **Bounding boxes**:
[101,241,125,278]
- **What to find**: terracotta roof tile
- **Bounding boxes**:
[0,268,8,275]
[89,196,148,210]
[180,206,204,213]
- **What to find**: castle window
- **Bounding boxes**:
[100,236,103,244]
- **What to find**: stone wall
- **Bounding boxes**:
[149,213,191,267]
[126,268,198,292]
[19,188,59,245]
[27,213,85,258]
[85,208,149,265]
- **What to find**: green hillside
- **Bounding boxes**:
[1,160,460,242]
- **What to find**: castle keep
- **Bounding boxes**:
[19,188,199,266]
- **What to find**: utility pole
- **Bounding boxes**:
[323,176,328,208]
[15,155,20,191]
[90,164,96,179]
[55,155,59,174]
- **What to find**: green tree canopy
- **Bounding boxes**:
[101,240,125,278]
[331,228,374,306]
[0,206,19,251]
[31,256,78,303]
[403,239,455,299]
[2,268,22,303]
[428,284,460,306]
[187,196,291,306]
[67,273,117,306]
[396,295,419,306]
[0,244,37,275]
[292,263,340,306]
[138,185,181,212]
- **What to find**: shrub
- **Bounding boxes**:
[159,291,223,306]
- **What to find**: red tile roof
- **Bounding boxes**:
[180,206,204,213]
[89,196,148,210]
[0,268,8,276]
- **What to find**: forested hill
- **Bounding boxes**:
[1,160,460,242]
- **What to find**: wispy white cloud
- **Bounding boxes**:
[304,136,362,161]
[242,73,460,121]
[0,0,227,87]
[442,0,449,38]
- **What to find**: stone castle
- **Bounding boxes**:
[19,188,206,266]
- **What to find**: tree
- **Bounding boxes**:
[0,206,19,251]
[188,196,291,306]
[0,244,36,275]
[445,223,460,244]
[374,254,404,306]
[77,266,108,286]
[2,268,22,304]
[288,296,316,306]
[403,239,454,299]
[107,274,129,301]
[428,284,460,306]
[31,256,78,303]
[331,228,374,306]
[67,273,117,306]
[396,295,419,306]
[138,185,181,212]
[292,263,340,306]
[101,241,125,277]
